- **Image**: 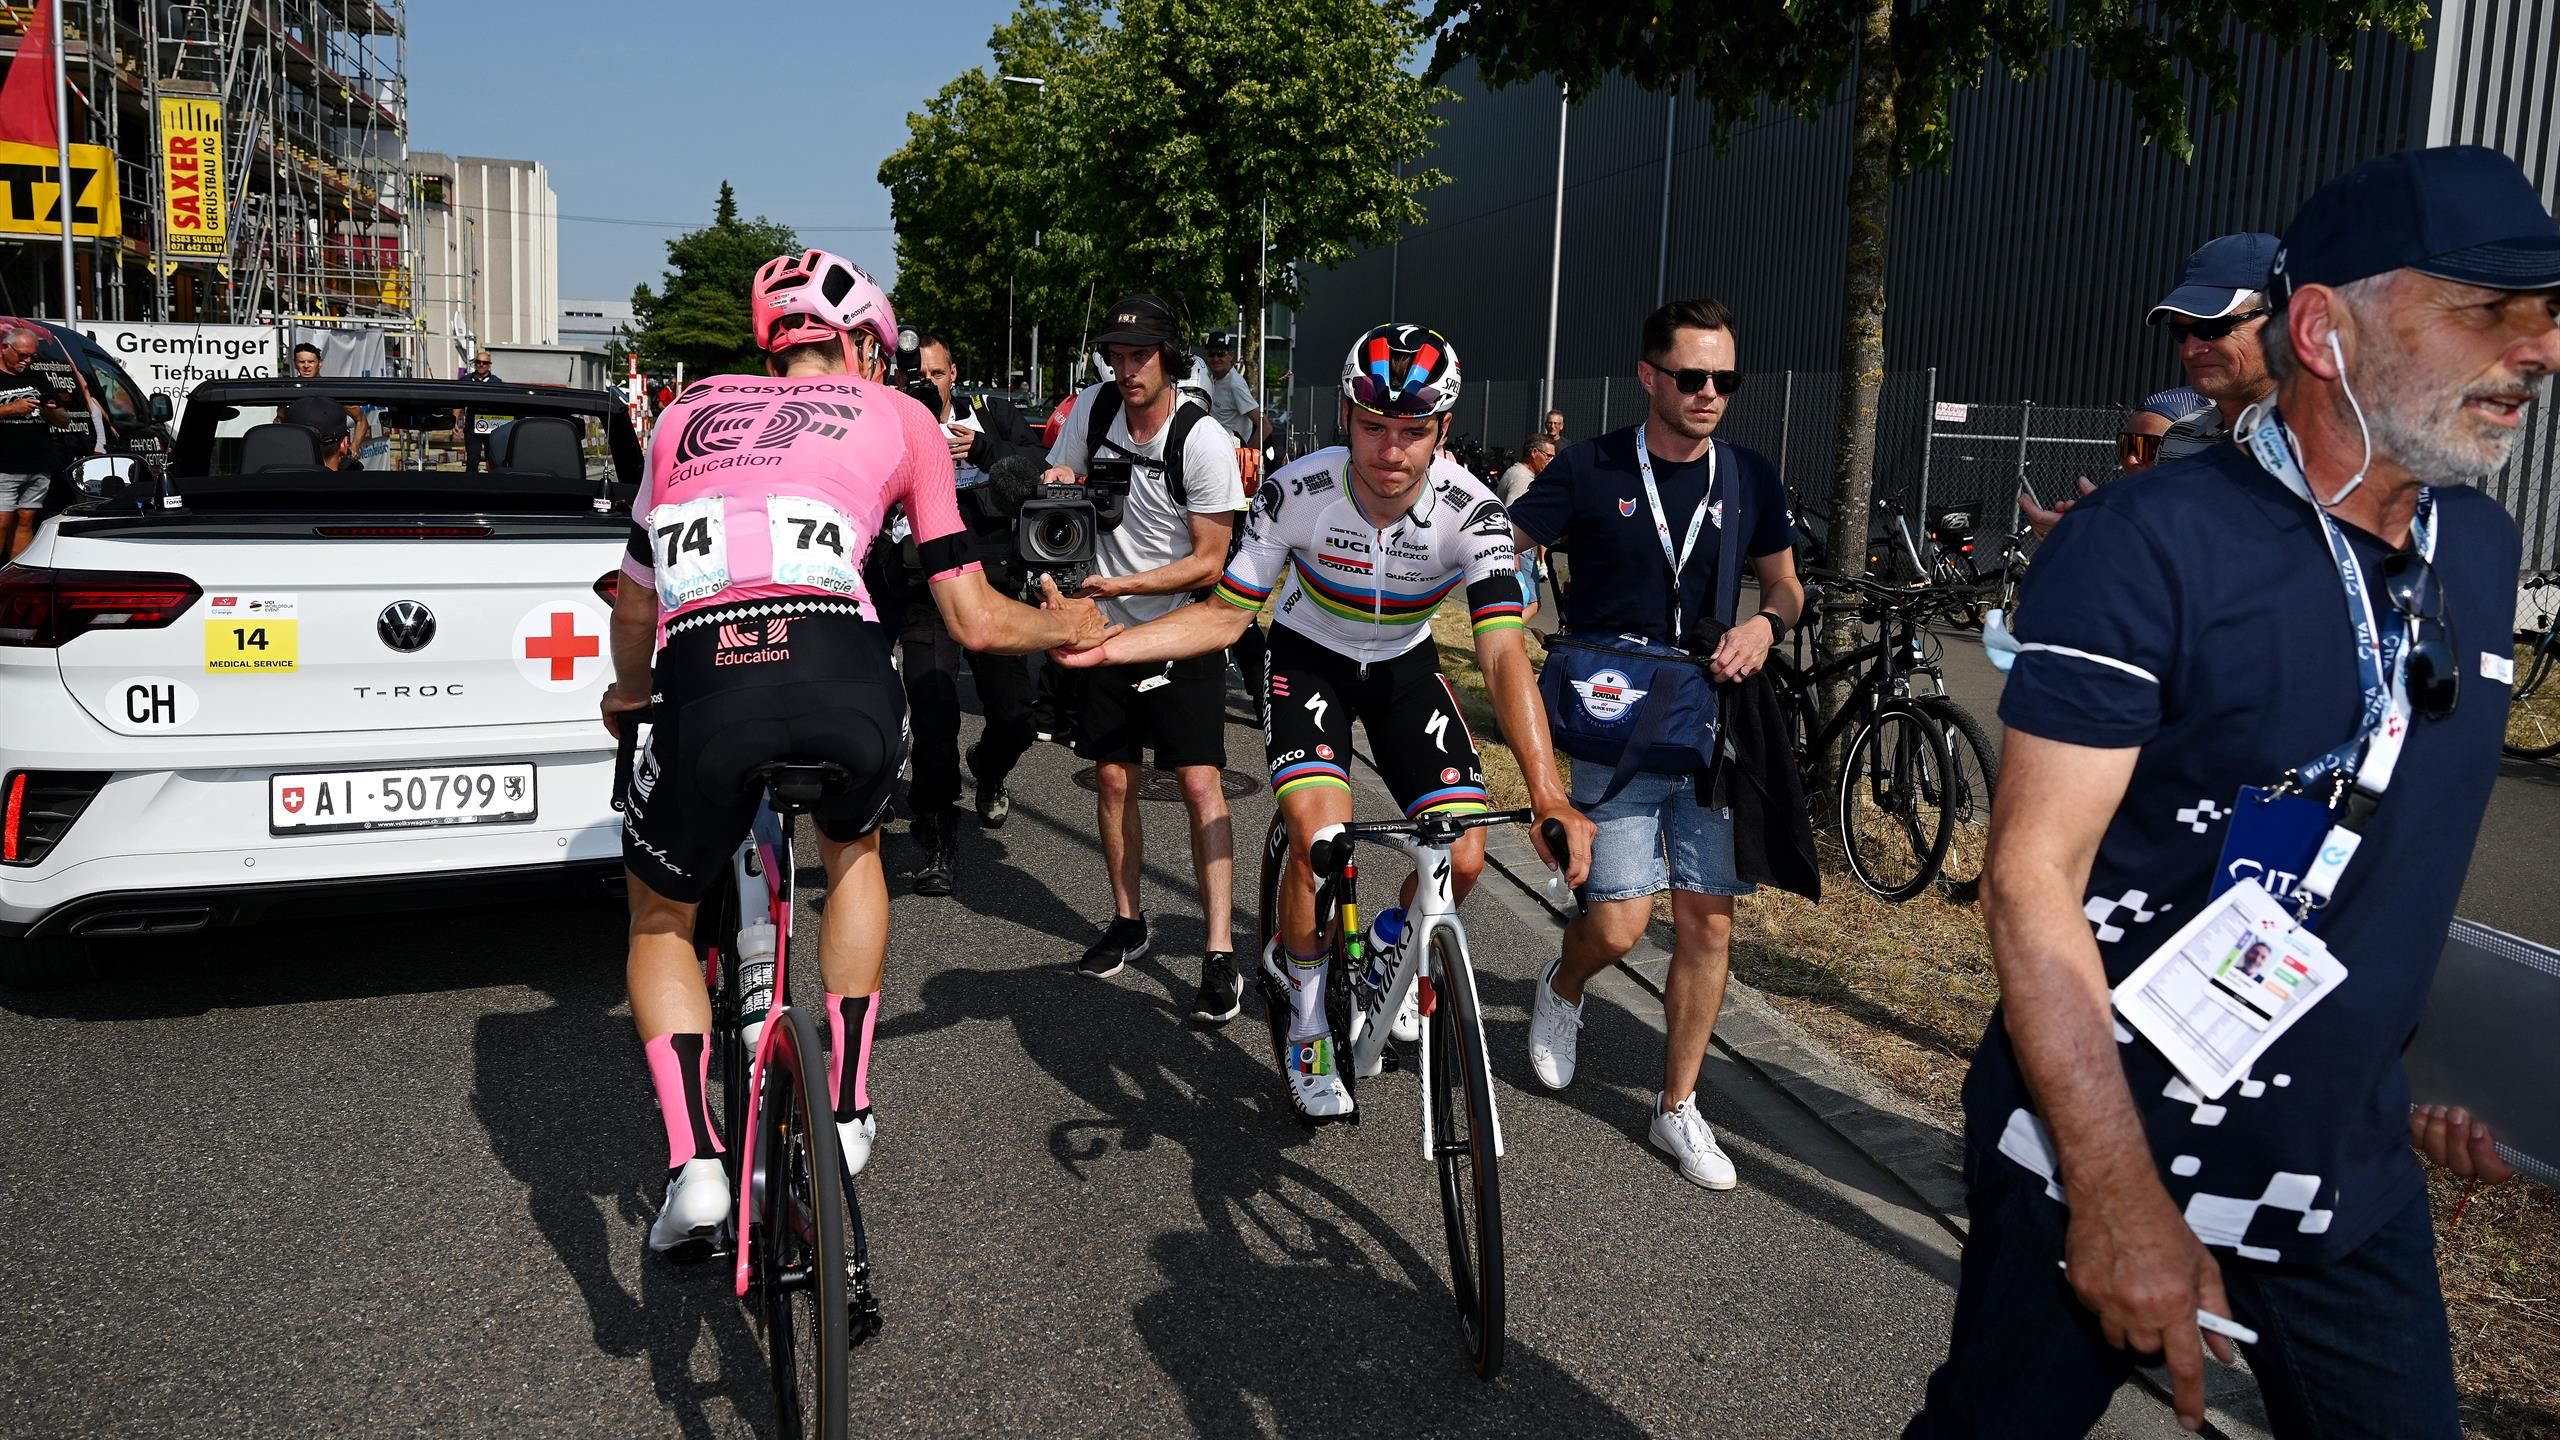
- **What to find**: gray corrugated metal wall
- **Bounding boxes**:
[1303,31,2443,410]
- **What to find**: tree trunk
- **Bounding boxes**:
[1818,0,1896,736]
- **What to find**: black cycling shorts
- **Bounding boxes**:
[622,602,906,903]
[1262,622,1487,816]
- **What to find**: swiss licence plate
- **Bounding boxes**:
[269,764,538,834]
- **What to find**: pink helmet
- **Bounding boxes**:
[751,249,897,357]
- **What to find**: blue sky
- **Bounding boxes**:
[408,0,1029,303]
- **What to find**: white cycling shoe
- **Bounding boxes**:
[649,1156,732,1260]
[1390,977,1424,1044]
[837,1114,877,1180]
[1283,1033,1356,1119]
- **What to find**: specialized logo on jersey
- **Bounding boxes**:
[755,399,861,447]
[1571,669,1647,721]
[673,402,769,464]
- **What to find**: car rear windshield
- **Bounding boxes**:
[202,400,619,488]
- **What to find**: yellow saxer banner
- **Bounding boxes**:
[157,97,225,258]
[0,138,119,239]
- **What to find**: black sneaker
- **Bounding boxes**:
[912,812,954,898]
[1190,951,1242,1023]
[1078,913,1148,978]
[968,743,1010,829]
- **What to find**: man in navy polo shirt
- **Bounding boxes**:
[1507,297,1803,1189]
[1906,146,2555,1439]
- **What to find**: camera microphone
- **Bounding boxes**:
[988,455,1049,514]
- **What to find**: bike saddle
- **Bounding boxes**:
[744,761,854,817]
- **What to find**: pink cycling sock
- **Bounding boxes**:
[826,991,878,1122]
[642,1032,723,1170]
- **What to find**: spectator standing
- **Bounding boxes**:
[0,325,78,559]
[2116,386,2212,474]
[892,334,1048,895]
[2028,233,2280,534]
[1201,334,1267,448]
[455,350,503,470]
[276,342,369,454]
[1507,299,1805,1190]
[1905,145,2556,1439]
[1497,434,1555,504]
[1040,294,1246,1001]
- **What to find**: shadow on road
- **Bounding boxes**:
[884,957,1654,1435]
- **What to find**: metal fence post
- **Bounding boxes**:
[1917,367,1936,521]
[1778,370,1794,486]
[1600,376,1611,433]
[2015,399,2036,509]
[1481,380,1492,445]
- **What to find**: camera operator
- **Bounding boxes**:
[892,334,1049,896]
[1040,293,1246,1000]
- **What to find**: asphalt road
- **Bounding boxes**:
[0,674,2209,1439]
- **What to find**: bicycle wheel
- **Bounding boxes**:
[1838,701,1956,903]
[1425,931,1504,1380]
[755,1005,850,1440]
[2503,632,2560,759]
[1920,698,1999,903]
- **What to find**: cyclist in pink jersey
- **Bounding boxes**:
[602,250,1111,1256]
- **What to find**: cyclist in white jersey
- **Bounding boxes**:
[1060,323,1592,1120]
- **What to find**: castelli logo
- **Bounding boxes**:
[1316,744,1334,761]
[1440,767,1460,784]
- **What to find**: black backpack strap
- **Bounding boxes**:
[1714,438,1746,627]
[1081,383,1121,473]
[1161,401,1210,510]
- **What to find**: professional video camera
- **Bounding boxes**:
[980,456,1119,600]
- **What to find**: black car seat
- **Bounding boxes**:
[239,423,325,472]
[490,414,585,480]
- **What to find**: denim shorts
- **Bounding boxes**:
[1571,764,1754,904]
[0,471,47,510]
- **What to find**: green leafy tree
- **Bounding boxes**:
[1425,0,2429,705]
[628,181,802,379]
[882,0,1447,394]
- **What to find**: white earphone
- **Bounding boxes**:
[2321,330,2373,507]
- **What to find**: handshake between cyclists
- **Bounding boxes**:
[1056,321,1595,1122]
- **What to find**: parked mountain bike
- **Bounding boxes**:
[614,716,879,1438]
[1253,808,1582,1380]
[2505,572,2560,761]
[1766,573,1998,902]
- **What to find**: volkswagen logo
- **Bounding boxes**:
[377,600,437,653]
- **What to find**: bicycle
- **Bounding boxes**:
[613,714,879,1439]
[1252,807,1581,1380]
[2504,572,2560,760]
[1767,573,1997,902]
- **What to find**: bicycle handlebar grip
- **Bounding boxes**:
[1538,817,1588,918]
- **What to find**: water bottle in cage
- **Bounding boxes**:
[735,919,779,1048]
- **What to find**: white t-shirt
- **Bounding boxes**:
[1205,368,1260,442]
[1046,382,1246,626]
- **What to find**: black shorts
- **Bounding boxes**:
[1071,648,1230,771]
[1263,623,1488,816]
[623,602,906,903]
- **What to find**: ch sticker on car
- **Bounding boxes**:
[109,676,200,731]
[766,494,861,596]
[647,495,731,608]
[203,593,299,674]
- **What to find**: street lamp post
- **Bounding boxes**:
[1002,75,1049,398]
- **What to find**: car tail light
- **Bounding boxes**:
[2,770,110,866]
[594,571,620,605]
[0,567,202,648]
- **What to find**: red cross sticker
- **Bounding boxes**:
[523,611,599,681]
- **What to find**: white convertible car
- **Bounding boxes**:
[0,377,646,983]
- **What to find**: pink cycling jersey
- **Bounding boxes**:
[620,373,980,640]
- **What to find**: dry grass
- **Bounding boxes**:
[1432,600,2560,1438]
[2506,641,2560,757]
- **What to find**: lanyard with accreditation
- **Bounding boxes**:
[1633,423,1718,636]
[2107,402,2435,1099]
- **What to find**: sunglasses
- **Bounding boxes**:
[1648,364,1742,397]
[2118,431,2162,469]
[2165,308,2269,344]
[2379,549,2458,720]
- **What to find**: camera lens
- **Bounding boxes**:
[1031,512,1083,560]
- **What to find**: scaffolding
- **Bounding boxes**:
[0,0,412,341]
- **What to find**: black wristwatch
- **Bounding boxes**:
[1755,608,1789,644]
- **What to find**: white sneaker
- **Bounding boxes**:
[1649,1091,1737,1190]
[1391,976,1423,1044]
[838,1114,877,1179]
[1283,1033,1355,1119]
[649,1156,732,1257]
[1526,958,1584,1090]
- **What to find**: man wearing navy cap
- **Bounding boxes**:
[1908,146,2555,1438]
[2028,232,2281,534]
